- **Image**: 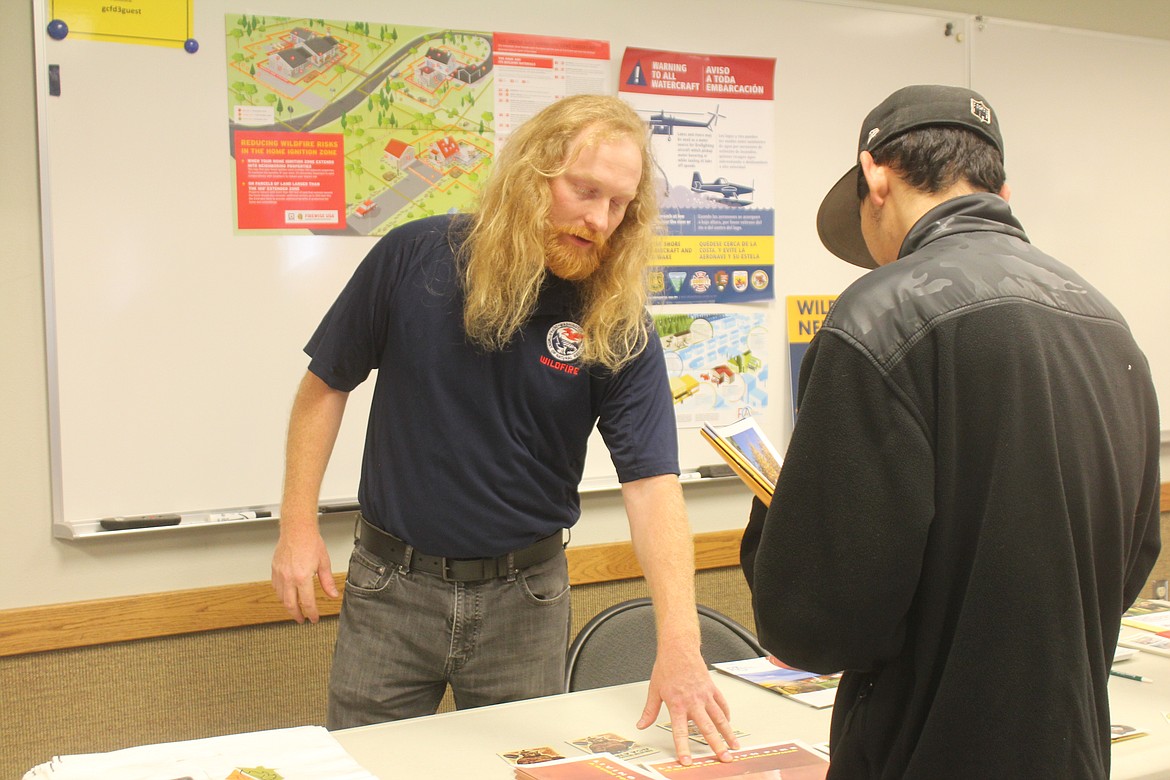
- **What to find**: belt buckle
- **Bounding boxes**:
[441,556,497,582]
[441,557,483,582]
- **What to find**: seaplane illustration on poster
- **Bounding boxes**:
[691,171,754,206]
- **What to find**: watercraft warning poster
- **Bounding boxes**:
[619,47,776,303]
[226,15,607,234]
[786,295,836,423]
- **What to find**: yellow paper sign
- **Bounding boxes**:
[786,295,837,343]
[49,0,194,48]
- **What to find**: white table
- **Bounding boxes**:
[334,654,1170,778]
[337,672,827,778]
[1109,650,1170,779]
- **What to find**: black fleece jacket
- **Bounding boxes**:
[743,193,1161,779]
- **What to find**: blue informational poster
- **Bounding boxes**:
[620,47,776,303]
[655,312,769,428]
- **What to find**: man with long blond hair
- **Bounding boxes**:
[272,94,738,765]
[460,95,659,370]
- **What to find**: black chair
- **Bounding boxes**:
[564,597,767,692]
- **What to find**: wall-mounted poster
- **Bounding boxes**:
[656,311,769,428]
[225,15,607,235]
[493,33,609,147]
[620,47,776,303]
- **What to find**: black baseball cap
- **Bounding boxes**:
[816,84,1004,269]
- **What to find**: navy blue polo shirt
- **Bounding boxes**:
[306,215,679,557]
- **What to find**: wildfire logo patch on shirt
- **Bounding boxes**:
[546,321,584,363]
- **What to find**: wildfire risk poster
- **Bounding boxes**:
[226,15,607,235]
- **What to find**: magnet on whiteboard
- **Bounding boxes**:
[47,19,68,40]
[185,38,199,54]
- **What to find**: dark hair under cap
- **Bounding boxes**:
[816,84,1004,269]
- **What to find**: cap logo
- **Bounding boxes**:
[866,127,881,146]
[970,99,992,125]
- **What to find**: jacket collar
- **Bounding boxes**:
[900,192,1029,260]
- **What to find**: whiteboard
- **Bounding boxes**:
[34,0,967,536]
[971,19,1170,429]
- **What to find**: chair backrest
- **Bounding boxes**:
[564,597,767,692]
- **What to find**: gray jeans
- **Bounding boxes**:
[326,542,571,729]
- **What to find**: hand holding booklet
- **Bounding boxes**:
[699,417,783,505]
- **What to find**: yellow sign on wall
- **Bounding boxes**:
[49,0,194,48]
[786,295,837,343]
[786,295,837,423]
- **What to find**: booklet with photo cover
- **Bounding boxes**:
[712,656,842,709]
[1110,724,1149,743]
[641,741,828,779]
[512,752,658,779]
[699,416,782,506]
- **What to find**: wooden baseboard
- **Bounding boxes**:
[0,529,745,659]
[5,482,1168,660]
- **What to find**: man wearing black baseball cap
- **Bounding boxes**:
[743,85,1160,778]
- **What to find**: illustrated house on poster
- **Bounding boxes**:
[428,136,475,170]
[383,139,416,170]
[301,34,342,67]
[268,31,341,80]
[417,63,445,90]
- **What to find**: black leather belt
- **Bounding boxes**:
[356,514,564,582]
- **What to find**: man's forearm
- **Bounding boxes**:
[280,370,349,528]
[272,370,349,622]
[622,475,701,647]
[623,474,736,763]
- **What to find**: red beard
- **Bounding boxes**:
[545,225,609,281]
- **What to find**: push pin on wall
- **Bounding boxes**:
[185,38,199,54]
[47,19,68,40]
[943,21,964,43]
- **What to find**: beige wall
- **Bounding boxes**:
[3,0,1168,615]
[866,0,1170,41]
